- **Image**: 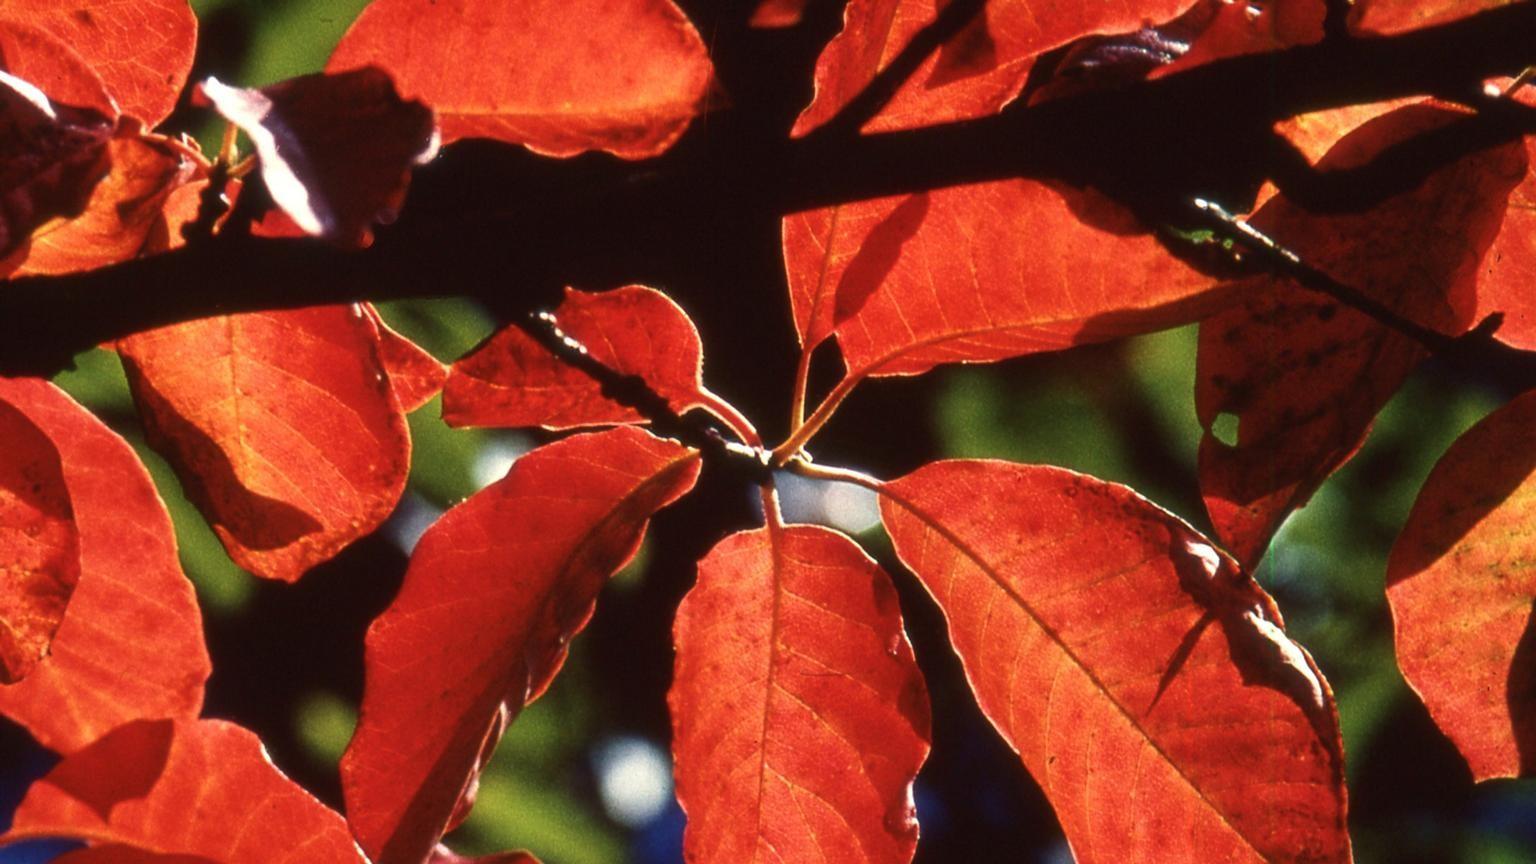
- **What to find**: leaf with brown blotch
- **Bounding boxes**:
[3,133,198,277]
[445,285,714,430]
[671,524,930,863]
[327,0,714,159]
[1197,104,1525,568]
[791,0,1190,137]
[195,70,437,247]
[364,304,447,413]
[0,388,78,685]
[2,0,196,126]
[880,461,1349,864]
[1387,389,1536,780]
[0,377,208,754]
[1,718,366,863]
[118,305,412,584]
[784,180,1220,375]
[341,427,700,864]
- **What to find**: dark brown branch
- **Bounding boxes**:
[4,3,1536,376]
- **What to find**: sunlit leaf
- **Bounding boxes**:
[366,304,448,413]
[671,523,930,863]
[1387,388,1536,780]
[1351,0,1518,35]
[327,0,714,159]
[0,377,207,754]
[880,461,1349,863]
[341,427,700,864]
[118,305,412,583]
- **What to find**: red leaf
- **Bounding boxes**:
[0,377,207,754]
[1473,133,1536,349]
[341,427,700,864]
[1155,0,1325,74]
[117,305,412,583]
[749,0,808,29]
[880,461,1349,863]
[1197,104,1525,567]
[1351,0,1514,35]
[364,304,447,413]
[1387,389,1536,780]
[0,386,78,684]
[670,524,930,863]
[195,70,437,247]
[785,181,1221,376]
[3,0,196,125]
[444,285,711,430]
[327,0,714,159]
[4,133,198,276]
[792,0,1190,137]
[0,16,117,119]
[51,847,217,864]
[2,718,366,863]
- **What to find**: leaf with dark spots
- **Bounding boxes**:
[118,305,413,583]
[0,392,78,684]
[1388,389,1536,780]
[1196,103,1526,567]
[0,377,207,754]
[327,0,714,159]
[341,427,700,864]
[880,461,1349,864]
[670,524,931,863]
[444,285,717,430]
[2,718,367,863]
[195,69,437,247]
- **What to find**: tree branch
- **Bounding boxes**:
[4,3,1536,376]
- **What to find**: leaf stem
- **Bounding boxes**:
[771,371,865,465]
[697,388,762,448]
[782,458,884,494]
[788,346,813,431]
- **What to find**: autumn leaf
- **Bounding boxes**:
[196,69,437,247]
[1,718,366,863]
[0,16,116,118]
[364,304,448,413]
[749,0,808,29]
[1,0,196,125]
[1351,0,1519,35]
[0,377,207,754]
[880,461,1349,863]
[327,0,714,159]
[671,523,930,863]
[341,426,700,864]
[0,384,78,684]
[1196,103,1526,567]
[444,285,720,430]
[118,305,412,583]
[1387,388,1536,780]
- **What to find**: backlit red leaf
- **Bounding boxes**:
[2,718,366,863]
[1155,0,1324,75]
[1351,0,1516,35]
[327,0,714,159]
[792,0,1190,136]
[196,70,437,247]
[784,181,1218,376]
[118,305,412,583]
[1197,104,1525,567]
[1473,130,1536,349]
[3,0,196,125]
[0,377,207,754]
[0,16,116,118]
[444,285,710,430]
[670,524,930,863]
[341,427,700,864]
[880,461,1349,863]
[1387,389,1536,780]
[365,304,447,413]
[749,0,808,29]
[0,385,77,684]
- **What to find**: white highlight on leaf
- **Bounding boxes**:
[198,76,329,237]
[0,70,56,120]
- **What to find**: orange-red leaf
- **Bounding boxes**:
[2,718,365,863]
[341,427,700,864]
[671,523,930,863]
[196,70,437,247]
[785,182,1219,376]
[327,0,714,159]
[5,133,198,276]
[1387,389,1536,780]
[0,377,207,754]
[880,461,1349,863]
[364,305,447,413]
[1351,0,1515,35]
[118,305,412,583]
[3,0,196,125]
[0,16,116,119]
[749,0,808,28]
[792,0,1190,137]
[1473,130,1536,349]
[445,285,710,430]
[0,386,78,684]
[1197,104,1525,567]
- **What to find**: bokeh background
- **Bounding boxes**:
[4,1,1536,862]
